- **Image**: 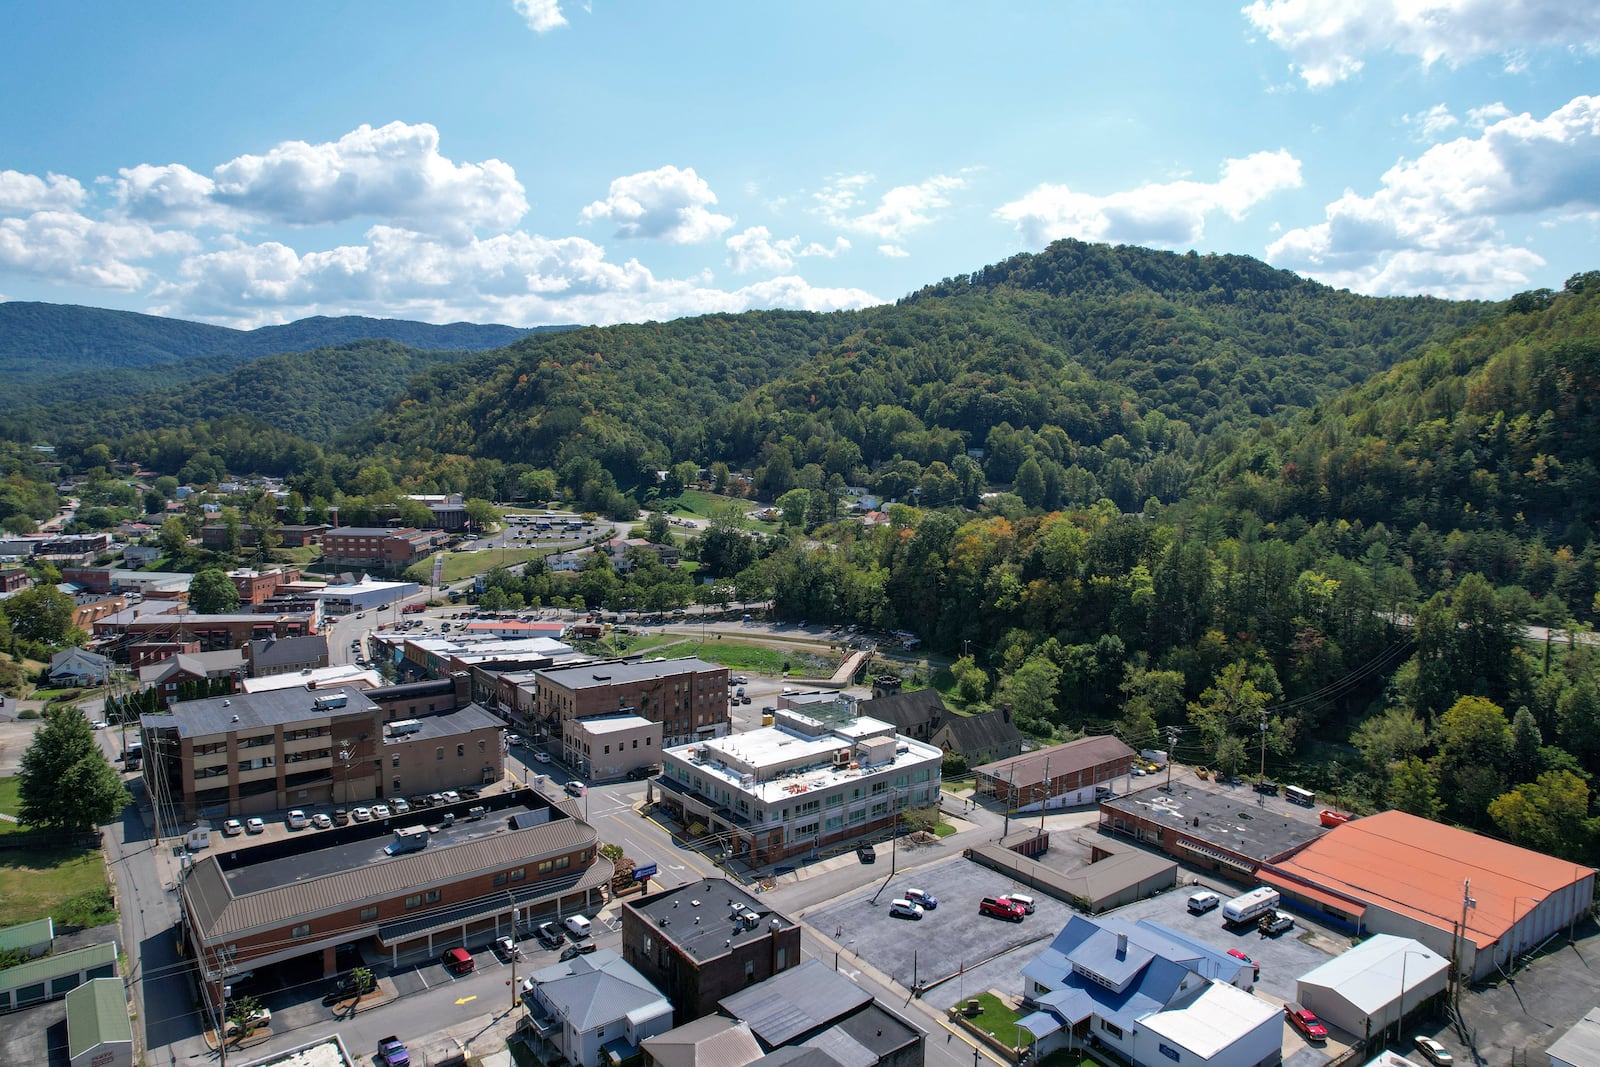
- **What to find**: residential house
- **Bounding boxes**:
[718,958,925,1067]
[640,1016,762,1067]
[48,647,112,686]
[138,649,246,706]
[522,949,675,1067]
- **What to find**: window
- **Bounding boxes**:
[435,747,444,761]
[1101,1021,1123,1040]
[392,755,400,767]
[457,743,465,757]
[510,867,526,882]
[393,777,402,791]
[745,959,756,979]
[425,889,441,904]
[360,906,378,921]
[604,745,610,755]
[493,872,508,887]
[776,946,787,968]
[406,895,423,910]
[293,923,311,938]
[555,856,570,870]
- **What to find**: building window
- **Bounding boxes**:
[406,895,422,910]
[393,777,402,791]
[538,860,552,874]
[392,755,400,767]
[360,906,378,921]
[745,959,756,979]
[510,867,526,882]
[555,856,570,870]
[457,744,465,757]
[1102,1021,1123,1039]
[425,889,441,904]
[436,747,444,761]
[776,946,787,968]
[293,923,311,938]
[604,745,610,755]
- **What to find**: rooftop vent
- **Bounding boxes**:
[231,715,239,723]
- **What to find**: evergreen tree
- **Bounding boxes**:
[18,708,130,832]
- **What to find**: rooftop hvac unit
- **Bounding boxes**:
[834,750,851,766]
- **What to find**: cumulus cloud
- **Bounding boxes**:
[0,170,88,215]
[815,173,965,241]
[996,150,1302,249]
[581,165,733,244]
[151,224,880,327]
[1268,94,1600,296]
[1243,0,1600,88]
[513,0,567,32]
[725,226,848,273]
[0,210,196,289]
[1404,104,1460,141]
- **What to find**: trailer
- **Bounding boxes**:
[1222,887,1281,926]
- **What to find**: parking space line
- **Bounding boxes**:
[414,965,430,989]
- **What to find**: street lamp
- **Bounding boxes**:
[1395,948,1432,1043]
[1506,895,1539,970]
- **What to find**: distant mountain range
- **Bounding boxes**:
[0,300,570,408]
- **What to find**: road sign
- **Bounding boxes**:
[632,862,658,881]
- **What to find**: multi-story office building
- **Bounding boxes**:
[532,658,730,747]
[655,707,942,865]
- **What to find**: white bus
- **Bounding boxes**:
[1285,785,1315,807]
[1222,887,1281,926]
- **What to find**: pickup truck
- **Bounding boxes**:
[377,1036,411,1067]
[1258,911,1294,936]
[979,896,1026,922]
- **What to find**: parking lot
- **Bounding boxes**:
[808,854,1070,1002]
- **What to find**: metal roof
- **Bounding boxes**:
[1137,981,1281,1058]
[65,977,131,1058]
[0,939,117,994]
[149,684,379,739]
[975,735,1135,786]
[1295,933,1449,1014]
[0,916,52,952]
[1548,1006,1600,1067]
[719,959,872,1047]
[640,1017,763,1067]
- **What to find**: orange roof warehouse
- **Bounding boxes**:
[1261,810,1595,980]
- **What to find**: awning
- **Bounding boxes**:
[1176,838,1255,873]
[1018,1011,1063,1039]
[1256,871,1368,918]
[1037,986,1096,1025]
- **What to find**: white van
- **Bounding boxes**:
[1007,893,1036,914]
[564,914,592,939]
[1187,890,1221,914]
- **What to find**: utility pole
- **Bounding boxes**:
[1258,714,1268,783]
[1454,879,1476,1012]
[1165,727,1178,793]
[1038,757,1050,831]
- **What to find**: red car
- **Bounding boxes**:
[1227,948,1260,980]
[442,947,474,974]
[1285,1006,1328,1043]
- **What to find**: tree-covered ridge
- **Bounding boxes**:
[1201,273,1600,539]
[352,240,1490,510]
[8,340,489,446]
[0,299,547,396]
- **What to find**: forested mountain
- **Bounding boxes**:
[0,300,551,404]
[5,339,486,446]
[351,240,1489,513]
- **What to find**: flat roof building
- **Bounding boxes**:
[534,657,730,747]
[563,713,661,782]
[977,736,1136,811]
[1261,810,1595,979]
[655,707,942,865]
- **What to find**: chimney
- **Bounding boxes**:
[1116,932,1128,958]
[451,670,471,708]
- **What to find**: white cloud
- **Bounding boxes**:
[725,226,848,273]
[580,165,733,244]
[513,0,566,33]
[0,170,88,215]
[149,224,880,327]
[878,244,909,258]
[1469,102,1513,127]
[815,174,965,241]
[1243,0,1600,88]
[1404,103,1460,141]
[112,163,230,227]
[1268,94,1600,296]
[0,210,195,290]
[996,149,1302,249]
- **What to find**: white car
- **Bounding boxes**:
[222,818,243,836]
[888,899,925,920]
[371,804,391,820]
[441,790,460,803]
[311,813,332,829]
[533,751,552,764]
[90,720,108,730]
[351,806,372,822]
[286,809,309,830]
[1413,1037,1453,1066]
[245,817,265,835]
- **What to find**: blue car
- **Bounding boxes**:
[905,888,938,910]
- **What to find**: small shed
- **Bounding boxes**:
[0,917,54,960]
[1296,934,1448,1039]
[1548,1006,1600,1067]
[66,977,133,1067]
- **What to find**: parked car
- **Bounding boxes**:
[222,818,243,836]
[441,790,461,803]
[494,936,519,960]
[351,806,372,822]
[245,817,265,835]
[888,899,925,920]
[442,947,474,974]
[626,765,659,780]
[1413,1037,1453,1065]
[377,1035,411,1067]
[857,845,877,864]
[1285,1006,1328,1043]
[564,780,586,797]
[459,786,481,799]
[391,798,411,815]
[371,803,391,820]
[332,808,349,826]
[286,809,308,830]
[905,888,938,910]
[224,1006,271,1036]
[533,921,565,949]
[311,812,332,830]
[507,734,523,746]
[1187,890,1220,914]
[559,941,598,961]
[1227,948,1260,980]
[533,751,553,764]
[979,896,1026,922]
[1007,893,1036,914]
[321,972,374,1005]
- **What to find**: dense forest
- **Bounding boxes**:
[4,241,1600,860]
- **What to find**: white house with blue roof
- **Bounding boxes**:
[523,948,675,1067]
[1018,915,1282,1067]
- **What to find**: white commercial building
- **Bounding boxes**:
[656,707,942,865]
[1296,934,1449,1042]
[1132,981,1282,1067]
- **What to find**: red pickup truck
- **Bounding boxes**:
[980,896,1026,922]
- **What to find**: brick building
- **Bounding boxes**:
[532,657,730,747]
[321,527,435,569]
[974,736,1136,811]
[621,877,801,1024]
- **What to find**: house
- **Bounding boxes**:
[48,647,112,686]
[138,649,246,706]
[523,949,675,1067]
[718,958,925,1066]
[930,707,1026,764]
[245,634,329,677]
[1018,915,1278,1066]
[621,877,801,1024]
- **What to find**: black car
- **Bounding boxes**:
[332,808,350,826]
[320,972,373,1004]
[458,786,481,800]
[559,941,598,961]
[626,765,658,781]
[857,845,877,864]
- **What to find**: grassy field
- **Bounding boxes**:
[0,775,22,836]
[0,846,117,929]
[426,545,554,585]
[609,635,843,678]
[966,991,1025,1048]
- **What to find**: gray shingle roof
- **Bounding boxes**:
[248,634,328,669]
[934,708,1024,756]
[856,689,945,732]
[537,657,725,690]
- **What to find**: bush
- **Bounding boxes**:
[18,709,40,720]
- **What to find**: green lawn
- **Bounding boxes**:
[424,546,555,585]
[0,846,117,929]
[0,775,22,836]
[967,992,1025,1048]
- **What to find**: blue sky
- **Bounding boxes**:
[1,2,1597,327]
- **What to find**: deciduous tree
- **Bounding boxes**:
[18,708,129,832]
